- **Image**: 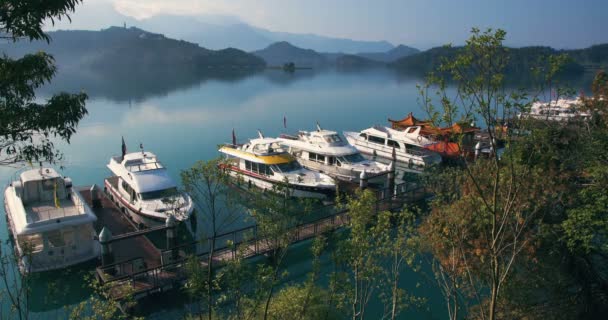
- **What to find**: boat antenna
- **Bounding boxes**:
[139,142,144,156]
[232,128,237,146]
[316,121,322,132]
[257,130,264,139]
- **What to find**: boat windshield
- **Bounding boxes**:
[139,187,179,200]
[338,153,366,164]
[272,161,302,173]
[324,134,343,143]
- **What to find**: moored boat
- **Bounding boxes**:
[218,133,336,199]
[105,146,194,229]
[278,125,390,181]
[343,126,442,170]
[3,168,99,273]
[518,97,590,121]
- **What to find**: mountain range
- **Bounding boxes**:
[252,41,418,68]
[390,44,608,77]
[46,5,398,54]
[1,26,265,73]
[133,15,395,53]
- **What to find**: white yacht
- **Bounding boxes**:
[3,168,99,273]
[518,98,590,121]
[343,126,442,170]
[278,125,390,182]
[105,151,194,228]
[219,134,336,199]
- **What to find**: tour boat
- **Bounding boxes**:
[3,168,99,273]
[105,149,194,228]
[218,133,336,199]
[278,125,390,181]
[518,98,590,121]
[343,126,442,170]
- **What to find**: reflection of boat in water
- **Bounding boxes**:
[105,148,194,229]
[278,125,390,181]
[219,133,336,199]
[518,98,590,121]
[3,168,99,273]
[343,126,442,170]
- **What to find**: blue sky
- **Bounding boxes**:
[51,0,608,49]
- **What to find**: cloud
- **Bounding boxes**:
[112,0,243,20]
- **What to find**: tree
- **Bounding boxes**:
[0,0,88,166]
[332,189,419,320]
[0,1,87,319]
[417,28,569,320]
[181,158,243,320]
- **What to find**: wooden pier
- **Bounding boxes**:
[82,181,428,303]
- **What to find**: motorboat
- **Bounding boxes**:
[218,133,336,199]
[3,167,99,273]
[518,98,590,121]
[278,125,390,181]
[105,149,194,228]
[343,126,442,170]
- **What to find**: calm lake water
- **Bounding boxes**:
[0,68,594,319]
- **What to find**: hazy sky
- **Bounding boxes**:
[50,0,608,49]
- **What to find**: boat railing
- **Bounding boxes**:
[125,161,164,173]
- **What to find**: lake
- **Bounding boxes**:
[0,67,595,319]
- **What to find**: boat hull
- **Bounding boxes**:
[104,178,194,232]
[226,167,334,199]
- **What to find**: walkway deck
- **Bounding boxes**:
[90,181,427,302]
[78,187,161,269]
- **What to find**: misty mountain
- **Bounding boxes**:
[0,26,266,74]
[127,14,394,53]
[357,44,420,62]
[253,42,329,68]
[253,28,394,53]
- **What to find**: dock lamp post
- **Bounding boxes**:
[99,227,114,267]
[359,170,368,190]
[166,215,178,260]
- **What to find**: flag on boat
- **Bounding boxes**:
[53,180,61,209]
[121,136,127,159]
[232,128,237,145]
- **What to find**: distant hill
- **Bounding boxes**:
[357,45,420,62]
[335,55,385,69]
[253,41,328,68]
[390,45,596,77]
[253,28,394,53]
[566,44,608,66]
[0,26,266,75]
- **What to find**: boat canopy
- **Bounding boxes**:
[219,146,295,165]
[388,113,479,136]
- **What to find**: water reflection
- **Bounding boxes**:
[0,67,599,319]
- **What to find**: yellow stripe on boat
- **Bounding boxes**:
[219,147,294,164]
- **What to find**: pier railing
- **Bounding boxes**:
[95,181,428,299]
